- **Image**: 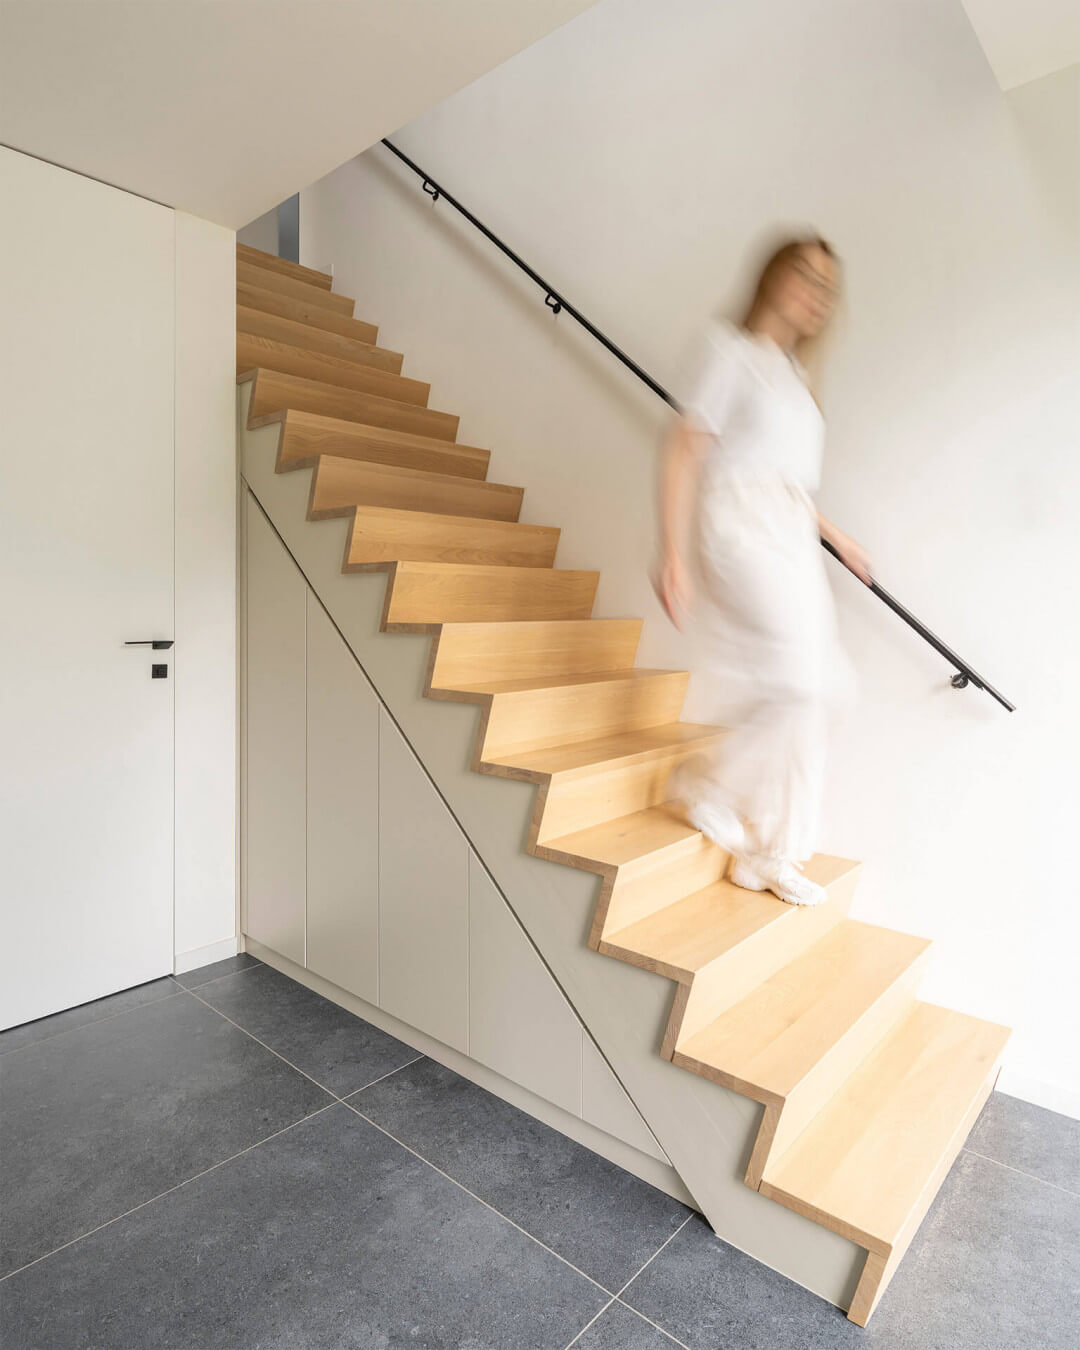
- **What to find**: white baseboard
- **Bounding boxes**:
[995,1067,1080,1121]
[173,935,239,976]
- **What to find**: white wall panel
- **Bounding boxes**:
[306,598,380,1002]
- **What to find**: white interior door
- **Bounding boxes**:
[0,148,175,1028]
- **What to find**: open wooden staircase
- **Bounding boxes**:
[235,240,1010,1326]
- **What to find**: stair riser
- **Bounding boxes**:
[343,509,559,570]
[429,620,641,688]
[277,415,489,481]
[237,307,402,372]
[250,371,459,442]
[481,674,688,761]
[238,334,428,405]
[237,261,354,314]
[384,568,598,628]
[537,741,724,844]
[236,244,333,290]
[308,458,521,523]
[237,282,378,345]
[671,867,861,1049]
[752,951,931,1187]
[595,835,729,938]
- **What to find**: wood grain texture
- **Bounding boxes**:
[236,242,334,290]
[237,305,402,372]
[308,454,522,523]
[236,280,379,344]
[238,332,428,404]
[237,259,355,314]
[343,503,559,570]
[271,408,490,480]
[383,560,599,628]
[248,367,459,441]
[430,619,641,688]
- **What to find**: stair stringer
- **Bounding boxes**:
[238,378,866,1312]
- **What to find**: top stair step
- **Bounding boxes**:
[236,243,333,290]
[237,260,355,314]
[237,279,378,345]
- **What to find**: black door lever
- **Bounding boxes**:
[125,640,175,650]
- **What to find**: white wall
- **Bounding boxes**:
[173,212,238,969]
[300,0,1080,1114]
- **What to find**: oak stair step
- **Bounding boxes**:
[341,504,559,570]
[245,367,459,441]
[383,561,599,629]
[487,723,724,843]
[237,259,355,314]
[237,305,403,373]
[266,407,489,481]
[430,619,643,687]
[760,1000,1010,1326]
[461,668,690,760]
[305,454,523,522]
[237,332,428,404]
[236,242,333,290]
[237,280,379,345]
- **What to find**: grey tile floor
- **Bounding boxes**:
[1,957,1076,1349]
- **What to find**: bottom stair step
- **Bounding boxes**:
[760,1000,1010,1323]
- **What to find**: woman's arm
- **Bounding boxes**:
[818,512,873,585]
[655,416,706,628]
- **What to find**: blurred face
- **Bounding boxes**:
[767,244,838,339]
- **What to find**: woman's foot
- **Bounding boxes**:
[730,857,825,906]
[683,799,746,857]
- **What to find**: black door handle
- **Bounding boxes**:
[125,640,174,650]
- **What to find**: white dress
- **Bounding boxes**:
[670,319,851,864]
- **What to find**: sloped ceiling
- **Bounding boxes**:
[961,0,1080,89]
[0,0,597,228]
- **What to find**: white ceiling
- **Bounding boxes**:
[0,0,597,228]
[961,0,1080,89]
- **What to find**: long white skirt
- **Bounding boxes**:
[671,465,852,864]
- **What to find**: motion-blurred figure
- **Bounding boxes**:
[656,237,870,906]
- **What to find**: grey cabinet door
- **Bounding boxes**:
[244,499,306,966]
[306,597,380,1001]
[378,710,469,1052]
[468,854,583,1116]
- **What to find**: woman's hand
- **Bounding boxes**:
[818,515,873,586]
[654,547,693,629]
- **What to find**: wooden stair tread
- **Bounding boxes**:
[458,667,682,697]
[544,804,699,869]
[306,454,523,522]
[384,560,599,628]
[237,260,355,314]
[236,305,402,373]
[488,722,722,777]
[430,619,642,687]
[269,407,490,480]
[344,503,559,570]
[237,332,429,404]
[236,243,333,290]
[246,367,459,442]
[761,1001,1010,1252]
[604,855,859,981]
[236,280,379,345]
[678,920,930,1101]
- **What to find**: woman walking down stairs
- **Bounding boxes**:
[234,240,1010,1327]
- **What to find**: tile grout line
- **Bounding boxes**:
[0,1103,338,1284]
[560,1297,617,1350]
[961,1145,1080,1198]
[341,1096,617,1298]
[347,1053,425,1096]
[171,960,265,995]
[0,987,187,1060]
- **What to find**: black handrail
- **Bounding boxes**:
[381,137,1015,713]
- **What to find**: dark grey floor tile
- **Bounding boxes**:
[0,977,180,1054]
[0,1104,608,1350]
[194,964,420,1097]
[575,1299,682,1348]
[349,1056,691,1292]
[172,952,262,990]
[967,1090,1080,1194]
[0,992,332,1276]
[622,1150,1080,1349]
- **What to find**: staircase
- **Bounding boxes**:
[234,240,1010,1327]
